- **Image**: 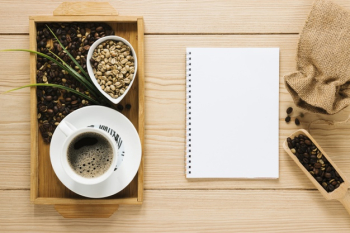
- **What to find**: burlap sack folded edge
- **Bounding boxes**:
[284,0,350,115]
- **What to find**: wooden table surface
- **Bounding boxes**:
[1,0,350,232]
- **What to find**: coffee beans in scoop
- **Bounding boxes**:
[287,134,344,192]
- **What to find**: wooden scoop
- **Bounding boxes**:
[283,129,350,214]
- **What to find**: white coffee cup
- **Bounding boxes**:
[58,121,118,185]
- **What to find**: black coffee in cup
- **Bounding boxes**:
[67,132,113,178]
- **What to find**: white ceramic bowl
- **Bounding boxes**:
[86,35,138,105]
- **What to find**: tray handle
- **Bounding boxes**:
[54,204,119,218]
[53,2,118,16]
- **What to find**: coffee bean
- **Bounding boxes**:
[45,96,52,101]
[286,107,293,114]
[285,116,291,123]
[96,26,103,32]
[117,104,124,111]
[328,184,335,192]
[39,105,47,112]
[325,173,332,179]
[304,140,311,146]
[36,22,112,143]
[295,118,300,125]
[288,134,344,192]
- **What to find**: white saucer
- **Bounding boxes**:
[50,105,142,198]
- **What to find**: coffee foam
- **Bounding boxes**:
[67,132,113,178]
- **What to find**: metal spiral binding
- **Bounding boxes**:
[186,51,192,175]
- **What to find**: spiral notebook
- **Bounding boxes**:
[186,48,279,179]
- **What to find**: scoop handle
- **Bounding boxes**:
[338,191,350,215]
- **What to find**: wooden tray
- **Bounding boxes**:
[29,2,144,218]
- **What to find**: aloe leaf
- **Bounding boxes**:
[2,48,68,72]
[46,25,90,80]
[48,50,99,98]
[2,48,100,99]
[47,51,111,106]
[3,83,100,105]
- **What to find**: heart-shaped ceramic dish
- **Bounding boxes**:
[86,35,138,104]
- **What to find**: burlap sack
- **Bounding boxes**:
[285,0,350,115]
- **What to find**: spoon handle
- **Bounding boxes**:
[338,191,350,215]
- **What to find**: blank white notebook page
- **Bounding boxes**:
[186,48,279,179]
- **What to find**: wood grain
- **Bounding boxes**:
[137,18,145,202]
[53,2,118,16]
[29,19,37,202]
[1,190,350,232]
[1,0,350,34]
[2,0,350,228]
[2,34,350,191]
[54,204,119,218]
[284,129,350,216]
[25,18,144,206]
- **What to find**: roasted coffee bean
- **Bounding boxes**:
[285,116,291,123]
[36,22,113,143]
[96,26,103,32]
[286,107,293,114]
[287,134,344,192]
[53,106,58,113]
[117,104,124,111]
[328,184,335,192]
[325,173,332,179]
[45,95,52,101]
[39,41,46,48]
[295,118,300,125]
[304,140,311,146]
[39,105,47,112]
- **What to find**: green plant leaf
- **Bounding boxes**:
[3,83,100,105]
[48,50,99,98]
[46,25,90,81]
[2,48,67,72]
[48,51,113,107]
[2,48,100,99]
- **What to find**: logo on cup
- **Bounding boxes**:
[88,124,125,171]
